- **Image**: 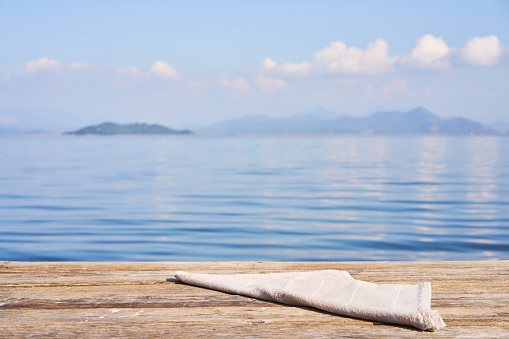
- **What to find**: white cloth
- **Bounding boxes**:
[174,270,446,331]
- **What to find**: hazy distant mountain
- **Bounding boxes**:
[487,121,509,133]
[333,107,493,133]
[290,106,345,121]
[197,106,344,134]
[198,107,494,134]
[65,122,192,135]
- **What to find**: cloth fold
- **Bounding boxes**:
[174,270,445,331]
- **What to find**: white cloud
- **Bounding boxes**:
[263,39,397,77]
[262,35,504,76]
[262,57,277,70]
[25,57,61,73]
[118,66,142,77]
[217,77,251,91]
[460,36,503,66]
[314,39,397,75]
[117,61,179,81]
[149,60,179,79]
[262,57,312,77]
[69,62,94,70]
[277,61,313,77]
[401,34,451,69]
[255,75,287,92]
[24,58,96,74]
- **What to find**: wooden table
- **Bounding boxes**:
[1,261,508,338]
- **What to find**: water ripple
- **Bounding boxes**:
[0,135,508,261]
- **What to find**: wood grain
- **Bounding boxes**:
[1,261,508,338]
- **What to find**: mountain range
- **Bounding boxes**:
[1,107,505,135]
[197,107,496,134]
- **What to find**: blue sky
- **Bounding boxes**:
[1,0,508,131]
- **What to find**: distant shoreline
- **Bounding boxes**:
[3,132,509,137]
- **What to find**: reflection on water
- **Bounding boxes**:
[0,135,508,261]
[465,137,499,203]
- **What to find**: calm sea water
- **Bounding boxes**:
[1,135,508,261]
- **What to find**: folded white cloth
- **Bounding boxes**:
[174,270,445,331]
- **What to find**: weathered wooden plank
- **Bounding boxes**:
[0,261,508,338]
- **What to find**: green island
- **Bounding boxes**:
[64,122,192,135]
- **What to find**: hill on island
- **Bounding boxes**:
[197,107,494,134]
[65,122,192,135]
